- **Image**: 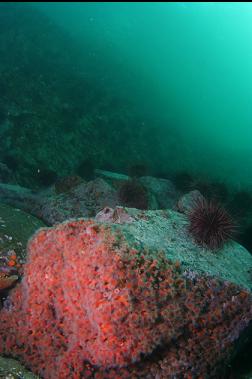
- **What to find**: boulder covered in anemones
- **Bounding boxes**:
[0,208,252,378]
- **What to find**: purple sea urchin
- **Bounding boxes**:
[118,179,148,210]
[188,198,236,250]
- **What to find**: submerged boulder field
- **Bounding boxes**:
[0,173,180,225]
[0,207,251,378]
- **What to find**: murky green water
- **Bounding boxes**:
[32,2,252,188]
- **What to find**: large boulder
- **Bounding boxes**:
[0,207,251,378]
[139,175,179,209]
[0,179,118,225]
[37,178,118,225]
[95,170,180,210]
[0,173,180,226]
[177,189,204,214]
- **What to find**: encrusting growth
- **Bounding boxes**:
[0,219,251,378]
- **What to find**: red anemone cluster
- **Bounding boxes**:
[0,220,251,378]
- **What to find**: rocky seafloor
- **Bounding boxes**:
[1,4,252,377]
[0,169,252,378]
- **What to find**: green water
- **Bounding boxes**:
[33,2,252,188]
[1,2,252,189]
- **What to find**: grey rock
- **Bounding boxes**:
[177,189,205,214]
[39,178,118,225]
[0,179,118,225]
[139,176,180,209]
[0,183,40,216]
[102,207,252,290]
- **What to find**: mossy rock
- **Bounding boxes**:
[0,356,39,378]
[0,203,45,261]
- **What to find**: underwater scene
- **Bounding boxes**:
[1,2,252,378]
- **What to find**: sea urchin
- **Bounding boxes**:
[118,179,148,210]
[188,198,236,250]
